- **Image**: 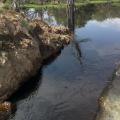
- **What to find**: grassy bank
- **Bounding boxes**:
[22,3,67,9]
[22,0,120,9]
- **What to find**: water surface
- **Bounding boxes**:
[10,3,120,120]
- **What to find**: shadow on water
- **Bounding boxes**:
[43,50,62,66]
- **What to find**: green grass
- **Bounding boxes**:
[22,3,67,9]
[0,0,119,10]
[112,1,120,6]
[22,0,120,9]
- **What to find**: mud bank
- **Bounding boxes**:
[96,66,120,120]
[0,10,71,110]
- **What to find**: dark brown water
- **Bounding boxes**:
[9,3,120,120]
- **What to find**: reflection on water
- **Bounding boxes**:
[10,3,120,120]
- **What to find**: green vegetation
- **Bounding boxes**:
[1,0,120,10]
[22,0,120,9]
[22,3,67,9]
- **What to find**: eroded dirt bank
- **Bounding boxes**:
[0,10,71,114]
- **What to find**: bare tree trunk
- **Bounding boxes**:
[67,0,75,31]
[67,0,74,6]
[11,0,20,11]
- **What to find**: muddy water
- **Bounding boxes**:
[9,3,120,120]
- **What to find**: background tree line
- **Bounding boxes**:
[1,0,119,5]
